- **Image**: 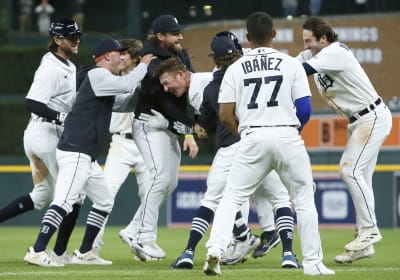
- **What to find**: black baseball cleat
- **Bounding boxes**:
[252,231,280,258]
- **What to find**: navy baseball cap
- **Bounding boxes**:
[152,14,186,34]
[92,38,129,60]
[209,36,239,58]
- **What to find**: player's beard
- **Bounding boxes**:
[164,40,182,54]
[61,45,78,57]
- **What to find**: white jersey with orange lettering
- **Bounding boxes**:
[219,47,310,134]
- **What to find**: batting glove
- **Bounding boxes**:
[138,109,169,129]
[173,121,193,135]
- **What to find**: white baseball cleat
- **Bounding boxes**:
[220,232,260,265]
[24,247,64,267]
[119,229,165,261]
[344,226,382,251]
[70,249,112,265]
[118,229,137,254]
[48,250,72,264]
[131,241,166,261]
[303,262,335,275]
[203,249,221,276]
[334,245,374,264]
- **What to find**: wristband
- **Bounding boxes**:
[185,134,194,139]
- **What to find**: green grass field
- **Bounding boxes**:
[0,226,399,279]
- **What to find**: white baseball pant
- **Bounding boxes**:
[206,127,323,269]
[52,149,113,215]
[339,103,392,228]
[130,121,181,243]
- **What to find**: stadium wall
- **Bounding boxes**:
[0,151,399,228]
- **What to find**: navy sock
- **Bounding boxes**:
[34,205,66,252]
[0,194,34,223]
[276,207,294,253]
[186,206,214,252]
[233,211,249,241]
[79,208,108,253]
[53,203,81,255]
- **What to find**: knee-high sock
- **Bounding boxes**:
[53,203,81,255]
[34,205,66,252]
[0,194,34,223]
[233,211,249,241]
[79,208,108,254]
[185,206,214,252]
[276,207,295,253]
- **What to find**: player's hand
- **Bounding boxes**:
[141,53,157,64]
[296,49,313,62]
[138,109,168,129]
[194,123,208,139]
[173,121,193,134]
[183,135,199,159]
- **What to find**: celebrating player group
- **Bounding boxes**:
[0,8,391,277]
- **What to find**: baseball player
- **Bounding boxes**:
[203,12,334,276]
[213,32,283,262]
[298,17,392,263]
[153,41,299,269]
[91,39,153,261]
[0,19,84,264]
[23,38,154,267]
[119,14,206,261]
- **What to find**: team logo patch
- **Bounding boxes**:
[317,73,334,92]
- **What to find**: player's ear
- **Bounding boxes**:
[320,34,328,43]
[246,33,252,43]
[175,70,185,80]
[271,29,276,39]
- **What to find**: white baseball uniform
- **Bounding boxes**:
[93,112,152,249]
[130,72,212,244]
[203,141,291,218]
[206,47,324,269]
[299,42,392,228]
[24,51,78,210]
[188,72,214,112]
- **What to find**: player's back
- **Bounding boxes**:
[219,47,311,134]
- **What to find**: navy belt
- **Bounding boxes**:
[249,125,297,128]
[349,98,382,123]
[114,132,133,139]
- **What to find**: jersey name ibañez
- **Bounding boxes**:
[218,47,311,135]
[241,55,282,74]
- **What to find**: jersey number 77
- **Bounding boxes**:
[245,75,283,109]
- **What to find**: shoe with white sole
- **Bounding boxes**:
[304,262,335,275]
[334,245,374,264]
[118,229,136,253]
[70,249,112,265]
[48,250,72,265]
[134,255,162,262]
[171,249,194,269]
[281,251,301,269]
[345,226,382,251]
[204,249,221,276]
[24,247,64,267]
[131,241,166,261]
[220,232,260,265]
